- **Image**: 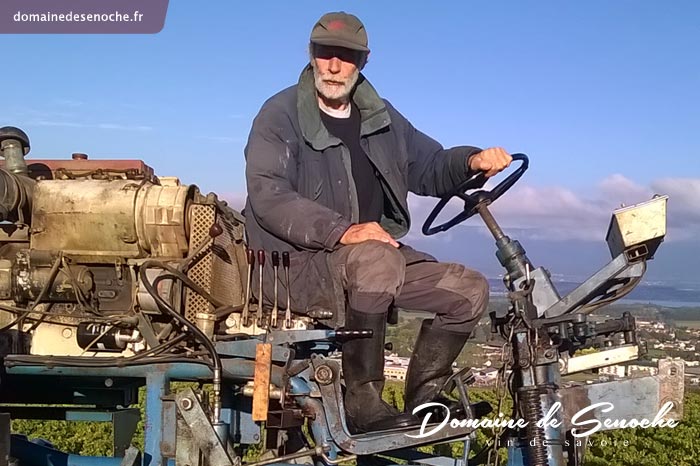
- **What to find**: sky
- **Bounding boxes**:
[4,1,700,286]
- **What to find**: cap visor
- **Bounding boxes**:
[311,37,369,52]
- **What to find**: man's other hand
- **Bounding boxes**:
[339,222,400,248]
[468,147,512,178]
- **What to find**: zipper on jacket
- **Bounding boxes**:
[360,137,410,235]
[339,144,360,223]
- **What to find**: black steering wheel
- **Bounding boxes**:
[422,153,529,236]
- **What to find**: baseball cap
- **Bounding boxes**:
[310,12,369,53]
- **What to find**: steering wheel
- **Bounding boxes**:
[422,153,529,236]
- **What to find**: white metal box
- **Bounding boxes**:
[605,195,668,258]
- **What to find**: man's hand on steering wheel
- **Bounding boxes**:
[422,152,529,235]
[468,147,512,178]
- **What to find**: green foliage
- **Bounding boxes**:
[11,384,151,456]
[582,389,700,466]
[381,383,700,465]
[12,418,115,456]
[10,370,700,464]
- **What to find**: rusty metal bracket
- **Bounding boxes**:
[558,358,684,431]
[175,387,236,466]
[253,343,272,422]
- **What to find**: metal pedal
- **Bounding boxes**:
[308,355,477,455]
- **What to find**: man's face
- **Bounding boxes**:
[310,44,365,101]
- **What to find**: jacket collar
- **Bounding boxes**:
[296,64,391,151]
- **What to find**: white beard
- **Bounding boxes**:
[311,60,359,102]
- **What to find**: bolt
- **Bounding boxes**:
[544,350,555,359]
[180,397,193,411]
[314,365,334,385]
[104,378,113,388]
[253,434,260,441]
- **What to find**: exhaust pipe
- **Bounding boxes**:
[0,126,31,176]
[0,126,34,223]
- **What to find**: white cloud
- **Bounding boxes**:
[219,192,247,211]
[31,120,152,132]
[97,123,152,131]
[600,173,654,203]
[31,119,86,128]
[207,175,700,245]
[408,175,700,243]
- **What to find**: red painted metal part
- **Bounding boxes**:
[0,158,155,180]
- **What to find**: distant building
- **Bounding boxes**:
[384,364,407,381]
[385,354,410,367]
[599,364,657,378]
[599,365,626,378]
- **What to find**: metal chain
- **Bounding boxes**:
[485,280,540,465]
[487,322,515,466]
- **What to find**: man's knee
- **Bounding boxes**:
[437,264,489,320]
[344,241,406,295]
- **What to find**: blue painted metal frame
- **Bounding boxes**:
[144,371,168,466]
[11,435,124,466]
[5,363,194,466]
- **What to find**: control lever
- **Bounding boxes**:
[283,252,291,329]
[257,250,265,326]
[241,248,255,326]
[271,251,279,327]
[334,329,373,341]
[180,223,223,273]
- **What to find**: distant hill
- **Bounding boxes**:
[486,278,700,307]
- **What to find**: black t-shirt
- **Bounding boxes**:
[320,104,384,223]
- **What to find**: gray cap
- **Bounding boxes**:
[310,12,369,52]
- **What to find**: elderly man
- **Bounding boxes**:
[244,12,511,433]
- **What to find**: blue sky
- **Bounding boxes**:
[5,1,700,284]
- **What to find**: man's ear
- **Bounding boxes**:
[308,43,315,63]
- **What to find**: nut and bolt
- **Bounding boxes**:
[180,397,193,411]
[314,365,334,385]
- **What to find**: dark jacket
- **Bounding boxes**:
[244,65,480,322]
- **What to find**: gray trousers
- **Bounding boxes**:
[328,241,489,334]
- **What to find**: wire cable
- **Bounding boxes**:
[138,262,223,424]
[0,252,62,332]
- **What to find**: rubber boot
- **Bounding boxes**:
[404,319,470,414]
[342,309,419,434]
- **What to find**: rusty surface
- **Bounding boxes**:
[253,343,272,422]
[559,385,594,430]
[658,358,685,417]
[0,158,155,180]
